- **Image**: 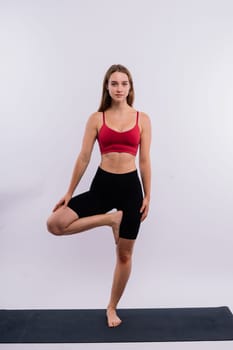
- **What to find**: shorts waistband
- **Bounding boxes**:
[97,166,138,177]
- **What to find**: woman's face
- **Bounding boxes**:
[107,71,130,103]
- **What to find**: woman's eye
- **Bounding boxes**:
[110,82,128,87]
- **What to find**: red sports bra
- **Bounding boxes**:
[97,111,140,156]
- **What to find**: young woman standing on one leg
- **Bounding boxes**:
[47,64,151,327]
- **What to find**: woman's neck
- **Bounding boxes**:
[109,101,132,113]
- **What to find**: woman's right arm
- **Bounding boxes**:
[53,113,99,211]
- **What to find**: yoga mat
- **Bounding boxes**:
[1,307,233,343]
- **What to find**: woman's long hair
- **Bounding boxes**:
[98,64,135,112]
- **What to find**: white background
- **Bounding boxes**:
[0,0,233,349]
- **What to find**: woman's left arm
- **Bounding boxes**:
[139,113,152,221]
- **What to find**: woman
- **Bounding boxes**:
[47,64,151,327]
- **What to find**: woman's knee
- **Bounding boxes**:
[46,216,64,235]
[47,207,79,235]
[117,239,135,264]
[117,248,133,264]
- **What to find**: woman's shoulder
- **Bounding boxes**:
[138,111,151,128]
[87,111,103,125]
[85,112,104,132]
[138,110,150,119]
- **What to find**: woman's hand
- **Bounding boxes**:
[53,193,72,212]
[140,197,150,221]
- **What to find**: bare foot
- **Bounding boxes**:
[111,210,123,244]
[106,308,122,327]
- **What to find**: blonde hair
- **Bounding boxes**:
[98,64,135,112]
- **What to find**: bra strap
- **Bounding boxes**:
[103,111,106,124]
[136,111,139,124]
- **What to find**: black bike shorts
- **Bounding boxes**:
[67,167,143,240]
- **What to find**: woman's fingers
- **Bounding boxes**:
[52,193,72,212]
[53,198,65,212]
[140,198,150,221]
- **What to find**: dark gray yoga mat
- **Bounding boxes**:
[1,306,233,343]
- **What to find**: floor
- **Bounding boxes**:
[1,341,233,350]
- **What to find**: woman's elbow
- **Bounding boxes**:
[139,157,151,168]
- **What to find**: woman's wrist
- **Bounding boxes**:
[66,191,73,197]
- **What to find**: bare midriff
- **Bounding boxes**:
[100,153,137,174]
